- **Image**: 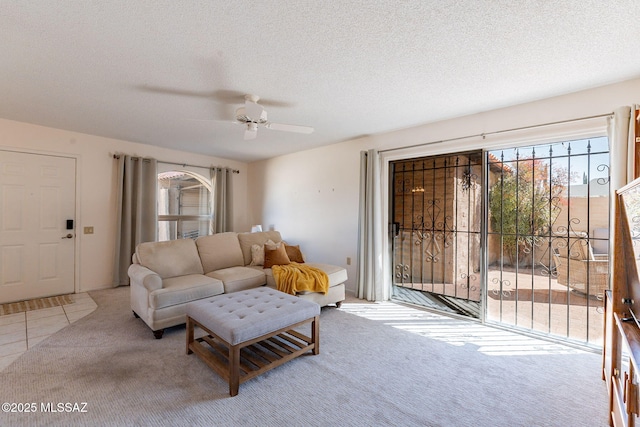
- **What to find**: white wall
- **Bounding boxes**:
[248,142,362,272]
[0,118,249,292]
[247,77,640,295]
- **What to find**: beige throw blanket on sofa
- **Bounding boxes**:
[271,262,329,295]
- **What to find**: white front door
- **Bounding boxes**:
[0,150,76,304]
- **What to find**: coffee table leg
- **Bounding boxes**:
[186,316,194,355]
[229,344,240,396]
[312,315,320,355]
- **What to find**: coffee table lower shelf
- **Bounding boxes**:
[186,315,319,396]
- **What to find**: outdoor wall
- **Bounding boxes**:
[0,118,249,292]
[391,154,482,288]
[247,77,640,296]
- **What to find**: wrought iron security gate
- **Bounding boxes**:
[391,151,483,318]
[391,137,610,346]
[486,137,609,345]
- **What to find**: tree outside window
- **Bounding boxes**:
[489,157,568,266]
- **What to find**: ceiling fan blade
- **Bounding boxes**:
[136,85,216,98]
[212,90,293,107]
[244,123,258,140]
[265,122,314,134]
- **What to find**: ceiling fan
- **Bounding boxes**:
[235,94,314,140]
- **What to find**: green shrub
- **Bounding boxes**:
[489,158,566,266]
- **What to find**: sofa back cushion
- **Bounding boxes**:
[136,239,204,279]
[237,231,283,266]
[196,232,244,273]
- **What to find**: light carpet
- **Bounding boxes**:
[0,287,608,426]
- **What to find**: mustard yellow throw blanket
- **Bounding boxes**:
[271,262,329,295]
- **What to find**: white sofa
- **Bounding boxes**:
[128,231,347,338]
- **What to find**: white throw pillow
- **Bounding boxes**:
[249,239,278,266]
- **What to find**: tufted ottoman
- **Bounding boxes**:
[186,287,320,396]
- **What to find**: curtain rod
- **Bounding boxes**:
[112,154,240,174]
[378,112,613,154]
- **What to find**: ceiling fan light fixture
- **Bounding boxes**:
[234,94,313,140]
[235,107,267,124]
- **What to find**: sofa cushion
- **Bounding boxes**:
[136,239,204,279]
[237,231,283,266]
[249,239,278,266]
[206,267,266,293]
[285,244,305,263]
[186,287,320,345]
[149,274,224,309]
[264,244,291,268]
[196,232,244,273]
[251,262,347,289]
[264,240,281,250]
[307,263,348,286]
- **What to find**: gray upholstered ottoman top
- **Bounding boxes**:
[186,287,320,345]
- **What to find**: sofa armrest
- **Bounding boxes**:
[128,264,163,292]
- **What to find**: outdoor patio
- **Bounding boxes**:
[394,265,605,347]
[486,266,604,346]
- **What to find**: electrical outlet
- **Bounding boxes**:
[84,226,94,234]
[346,257,351,265]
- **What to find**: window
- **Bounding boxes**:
[157,170,212,241]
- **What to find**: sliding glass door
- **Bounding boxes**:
[391,151,483,318]
[486,137,609,346]
[390,137,609,347]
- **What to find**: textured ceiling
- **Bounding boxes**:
[2,1,640,162]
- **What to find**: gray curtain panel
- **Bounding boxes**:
[357,149,386,301]
[211,167,232,233]
[113,155,158,287]
[606,106,635,280]
[607,106,633,190]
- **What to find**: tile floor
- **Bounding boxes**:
[0,293,97,372]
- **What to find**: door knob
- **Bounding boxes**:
[61,233,73,239]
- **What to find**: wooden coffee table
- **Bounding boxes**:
[186,287,320,396]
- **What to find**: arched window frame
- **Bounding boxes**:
[157,168,213,241]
